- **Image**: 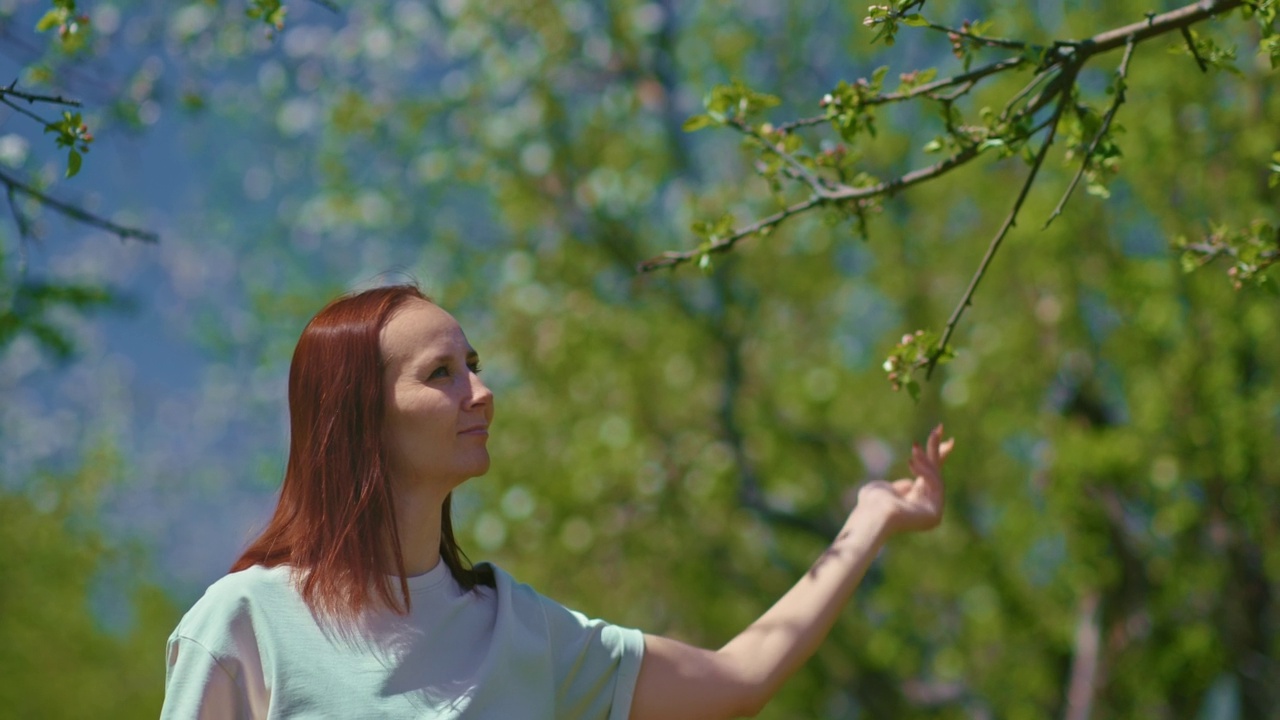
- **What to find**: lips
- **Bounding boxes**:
[458,424,489,435]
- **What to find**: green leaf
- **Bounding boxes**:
[66,149,81,178]
[871,65,890,88]
[35,9,63,32]
[901,13,928,27]
[682,114,716,132]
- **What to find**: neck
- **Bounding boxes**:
[391,481,446,576]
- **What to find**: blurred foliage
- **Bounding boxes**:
[0,451,178,718]
[0,251,121,359]
[0,0,1277,719]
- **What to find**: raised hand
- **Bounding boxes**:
[854,424,954,536]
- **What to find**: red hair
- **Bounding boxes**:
[232,284,490,619]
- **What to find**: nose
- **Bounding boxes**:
[468,369,494,409]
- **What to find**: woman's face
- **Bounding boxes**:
[380,299,494,494]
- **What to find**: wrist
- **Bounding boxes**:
[842,504,894,547]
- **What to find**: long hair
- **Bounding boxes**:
[232,284,491,619]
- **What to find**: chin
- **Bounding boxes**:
[462,456,491,480]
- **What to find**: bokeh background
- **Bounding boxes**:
[1,0,1277,717]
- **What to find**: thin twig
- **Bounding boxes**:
[936,79,976,102]
[1181,242,1278,262]
[1045,37,1136,229]
[775,56,1027,133]
[929,82,1072,376]
[0,96,56,128]
[645,0,1245,276]
[639,142,990,272]
[1001,63,1063,122]
[637,195,824,271]
[1180,26,1209,72]
[730,119,837,198]
[304,0,342,12]
[0,167,158,242]
[0,80,81,108]
[918,18,1029,50]
[827,143,982,201]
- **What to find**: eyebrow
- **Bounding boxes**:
[417,348,479,367]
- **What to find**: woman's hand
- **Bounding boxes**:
[853,424,954,537]
[631,424,956,720]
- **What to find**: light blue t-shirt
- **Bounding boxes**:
[161,562,644,719]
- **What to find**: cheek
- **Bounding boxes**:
[388,394,450,439]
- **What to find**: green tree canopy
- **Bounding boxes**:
[0,1,1276,718]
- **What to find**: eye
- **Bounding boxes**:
[468,360,482,374]
[427,365,450,380]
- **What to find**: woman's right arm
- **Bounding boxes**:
[161,636,245,719]
[629,426,954,720]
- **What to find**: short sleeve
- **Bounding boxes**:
[161,634,248,720]
[538,595,645,720]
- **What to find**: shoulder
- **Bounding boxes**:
[187,564,297,615]
[482,562,545,611]
[480,563,629,640]
[172,565,299,648]
[471,562,556,632]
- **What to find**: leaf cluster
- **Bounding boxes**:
[43,110,93,178]
[35,0,91,55]
[881,330,953,401]
[682,80,781,132]
[246,0,288,33]
[1177,219,1280,290]
[654,0,1279,398]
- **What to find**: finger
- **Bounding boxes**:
[910,452,940,490]
[909,455,925,479]
[927,425,942,465]
[911,443,926,473]
[892,479,914,494]
[940,437,956,461]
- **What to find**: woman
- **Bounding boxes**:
[161,284,954,719]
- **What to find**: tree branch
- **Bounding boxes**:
[646,0,1245,273]
[637,133,994,271]
[917,18,1029,50]
[1045,37,1136,229]
[1180,26,1210,72]
[1080,0,1242,55]
[730,119,838,198]
[929,83,1072,376]
[0,79,81,108]
[0,168,158,243]
[776,55,1028,134]
[637,195,824,272]
[0,96,57,128]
